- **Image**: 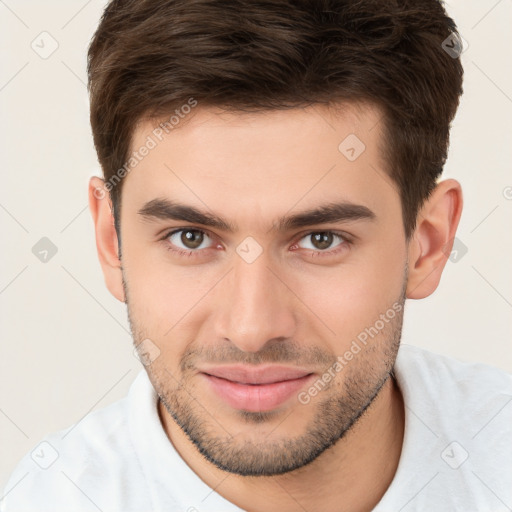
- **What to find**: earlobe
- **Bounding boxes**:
[88,176,126,303]
[406,179,463,300]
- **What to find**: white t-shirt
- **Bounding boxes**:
[1,344,511,512]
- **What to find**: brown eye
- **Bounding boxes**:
[297,231,345,252]
[181,230,203,249]
[168,229,212,251]
[311,232,334,250]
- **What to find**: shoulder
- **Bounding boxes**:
[375,345,512,510]
[0,374,150,512]
[395,343,512,438]
[395,343,512,400]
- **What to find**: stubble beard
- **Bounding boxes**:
[125,274,406,477]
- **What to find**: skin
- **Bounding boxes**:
[89,102,462,512]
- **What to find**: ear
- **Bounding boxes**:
[406,179,463,299]
[88,176,125,302]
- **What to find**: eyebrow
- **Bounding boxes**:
[138,198,376,232]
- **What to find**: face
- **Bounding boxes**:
[120,103,408,476]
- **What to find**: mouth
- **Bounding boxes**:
[199,365,315,412]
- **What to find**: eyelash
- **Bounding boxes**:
[160,228,352,260]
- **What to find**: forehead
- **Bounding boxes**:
[122,103,399,230]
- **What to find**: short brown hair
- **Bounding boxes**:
[87,0,463,238]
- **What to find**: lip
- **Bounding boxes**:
[199,365,315,412]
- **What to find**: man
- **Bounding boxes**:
[2,0,511,511]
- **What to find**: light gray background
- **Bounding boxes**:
[1,0,511,492]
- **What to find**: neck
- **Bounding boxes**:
[159,375,404,512]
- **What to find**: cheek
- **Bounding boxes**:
[122,247,221,357]
[126,273,194,376]
[291,237,405,344]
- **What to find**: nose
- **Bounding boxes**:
[213,249,297,353]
